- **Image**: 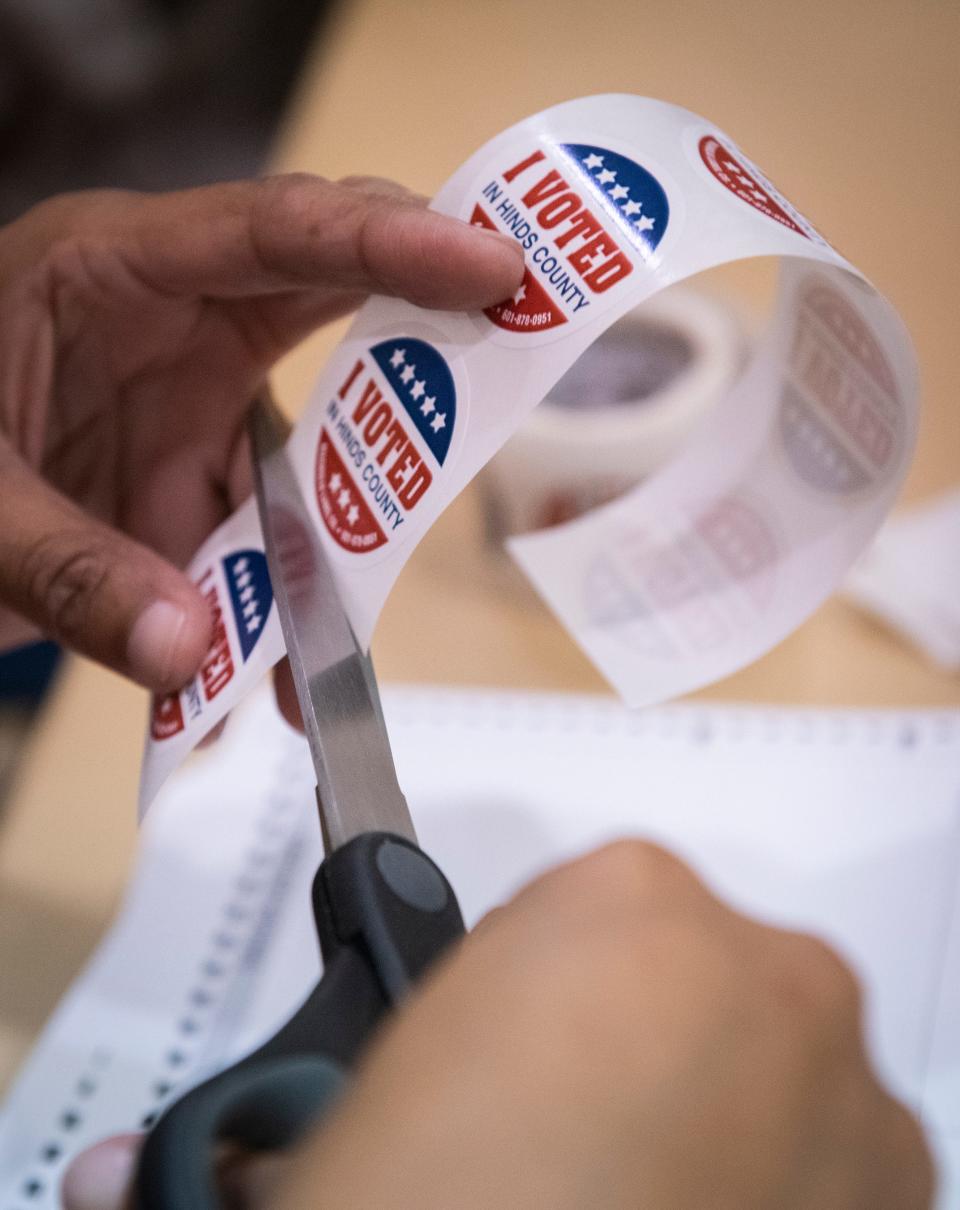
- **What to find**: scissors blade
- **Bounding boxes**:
[249,397,416,851]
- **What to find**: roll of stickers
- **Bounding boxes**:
[479,286,746,539]
[141,95,918,811]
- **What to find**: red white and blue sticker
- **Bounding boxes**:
[315,338,457,554]
[468,140,670,339]
[150,549,273,740]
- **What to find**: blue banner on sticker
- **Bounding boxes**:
[223,550,273,662]
[560,144,669,256]
[370,338,456,466]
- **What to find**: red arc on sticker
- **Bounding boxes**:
[471,203,567,333]
[699,135,808,238]
[316,431,388,553]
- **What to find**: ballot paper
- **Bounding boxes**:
[139,94,919,808]
[2,686,959,1207]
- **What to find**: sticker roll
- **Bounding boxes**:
[139,95,918,812]
[479,286,746,540]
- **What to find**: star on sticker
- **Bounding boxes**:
[623,199,643,217]
[329,472,342,491]
[597,168,616,185]
[239,585,255,603]
[420,395,436,416]
[337,488,351,509]
[246,614,262,633]
[346,504,360,526]
[242,600,258,618]
[389,348,406,368]
[512,283,526,304]
[400,364,415,384]
[609,184,629,201]
[430,412,446,433]
[634,215,656,233]
[410,379,426,400]
[583,152,604,170]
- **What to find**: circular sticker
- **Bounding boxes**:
[464,133,674,345]
[315,337,458,554]
[697,132,822,242]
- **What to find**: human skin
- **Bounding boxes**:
[64,841,935,1209]
[0,174,524,706]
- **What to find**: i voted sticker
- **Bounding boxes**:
[696,131,825,244]
[150,549,273,742]
[315,338,458,555]
[466,137,671,341]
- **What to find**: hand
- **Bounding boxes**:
[0,176,523,694]
[62,842,935,1209]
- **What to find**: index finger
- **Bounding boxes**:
[117,174,525,309]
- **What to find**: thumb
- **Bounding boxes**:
[0,449,211,691]
[61,1134,138,1210]
[62,1132,288,1209]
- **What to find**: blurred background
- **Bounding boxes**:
[0,0,339,221]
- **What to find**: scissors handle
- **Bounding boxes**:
[136,833,465,1209]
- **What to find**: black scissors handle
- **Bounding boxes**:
[135,833,465,1209]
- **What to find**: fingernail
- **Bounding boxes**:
[128,600,189,688]
[62,1136,138,1210]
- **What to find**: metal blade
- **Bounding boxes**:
[249,397,416,851]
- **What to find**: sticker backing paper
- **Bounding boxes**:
[140,95,918,811]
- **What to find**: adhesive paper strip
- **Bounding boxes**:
[140,95,918,810]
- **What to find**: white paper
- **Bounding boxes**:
[3,687,959,1207]
[845,488,960,670]
[139,94,918,809]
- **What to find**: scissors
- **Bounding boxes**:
[135,395,466,1208]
